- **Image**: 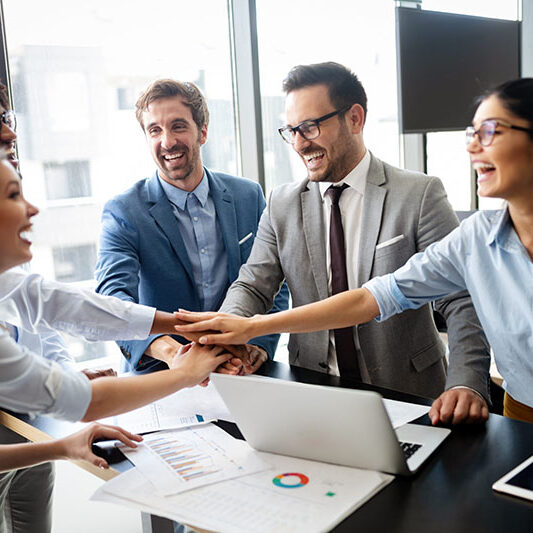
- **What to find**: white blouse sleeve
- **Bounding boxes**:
[0,328,91,421]
[0,270,155,342]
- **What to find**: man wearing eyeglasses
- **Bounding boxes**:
[219,62,491,425]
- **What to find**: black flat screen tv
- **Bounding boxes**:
[396,7,520,133]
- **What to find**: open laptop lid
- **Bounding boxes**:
[211,374,423,474]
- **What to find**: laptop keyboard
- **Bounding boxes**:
[400,441,422,460]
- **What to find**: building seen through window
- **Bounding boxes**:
[3,0,237,365]
[1,0,520,365]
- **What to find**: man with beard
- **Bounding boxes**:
[96,79,288,374]
[216,62,491,425]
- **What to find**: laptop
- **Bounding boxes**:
[211,373,450,475]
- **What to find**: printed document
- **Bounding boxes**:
[92,452,393,533]
[118,423,268,495]
[99,381,233,434]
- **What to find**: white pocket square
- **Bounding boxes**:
[238,232,253,246]
[376,234,405,250]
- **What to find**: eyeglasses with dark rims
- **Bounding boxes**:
[278,105,352,144]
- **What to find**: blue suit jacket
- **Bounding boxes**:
[95,168,289,372]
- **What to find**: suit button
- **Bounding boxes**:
[318,362,328,369]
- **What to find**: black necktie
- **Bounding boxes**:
[325,184,362,381]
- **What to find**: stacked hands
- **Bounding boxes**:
[176,340,267,379]
[158,313,267,379]
[173,310,489,427]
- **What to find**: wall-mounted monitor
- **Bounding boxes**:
[396,7,520,133]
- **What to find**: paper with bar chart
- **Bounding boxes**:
[93,451,393,533]
[118,424,268,495]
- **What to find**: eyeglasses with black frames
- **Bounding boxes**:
[0,110,16,132]
[278,105,352,144]
[465,119,533,147]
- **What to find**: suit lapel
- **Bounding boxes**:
[301,183,329,300]
[146,174,196,286]
[208,171,241,281]
[357,155,387,285]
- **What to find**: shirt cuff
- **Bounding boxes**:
[363,274,410,322]
[448,385,486,403]
[47,366,92,422]
[123,304,157,340]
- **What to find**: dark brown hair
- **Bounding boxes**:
[477,78,533,139]
[282,62,367,119]
[135,79,209,131]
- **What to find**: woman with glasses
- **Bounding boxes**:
[175,78,533,424]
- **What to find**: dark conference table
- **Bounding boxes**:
[2,360,533,532]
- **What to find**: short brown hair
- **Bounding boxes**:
[135,79,209,131]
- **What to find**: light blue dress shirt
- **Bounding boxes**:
[365,208,533,407]
[158,172,229,311]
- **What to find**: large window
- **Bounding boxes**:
[256,0,400,192]
[422,0,519,210]
[1,0,525,369]
[3,0,237,366]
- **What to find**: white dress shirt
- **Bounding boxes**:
[0,270,155,341]
[0,270,156,420]
[0,267,73,369]
[318,150,370,375]
[0,328,91,421]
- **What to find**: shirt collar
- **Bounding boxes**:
[487,206,524,254]
[318,149,370,199]
[157,169,209,210]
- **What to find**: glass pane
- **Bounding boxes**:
[3,0,236,366]
[426,131,472,210]
[256,0,399,192]
[422,1,519,212]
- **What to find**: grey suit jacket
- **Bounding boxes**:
[221,154,490,400]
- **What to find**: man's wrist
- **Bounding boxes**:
[449,385,487,403]
[145,336,183,366]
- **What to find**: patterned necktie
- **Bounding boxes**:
[325,184,362,380]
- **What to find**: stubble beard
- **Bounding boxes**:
[159,142,201,184]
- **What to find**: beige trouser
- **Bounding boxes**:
[503,392,533,424]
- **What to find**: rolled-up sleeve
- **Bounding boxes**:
[0,330,91,421]
[364,274,418,321]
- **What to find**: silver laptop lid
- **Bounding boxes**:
[211,374,411,474]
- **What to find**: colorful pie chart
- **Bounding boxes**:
[272,472,310,488]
